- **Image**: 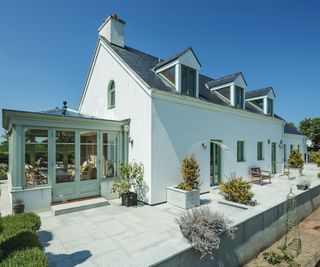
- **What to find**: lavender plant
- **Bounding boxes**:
[176,206,237,259]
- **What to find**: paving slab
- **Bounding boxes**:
[34,170,320,267]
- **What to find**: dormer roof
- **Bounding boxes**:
[95,37,284,121]
[206,72,247,89]
[246,87,276,99]
[153,47,201,70]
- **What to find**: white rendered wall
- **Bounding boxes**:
[11,187,52,212]
[79,43,153,203]
[284,133,307,162]
[151,93,284,204]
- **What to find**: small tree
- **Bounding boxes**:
[112,161,144,196]
[220,178,253,204]
[288,150,304,168]
[178,154,200,191]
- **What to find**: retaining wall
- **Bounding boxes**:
[154,183,320,267]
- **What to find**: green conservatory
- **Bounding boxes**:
[2,103,129,211]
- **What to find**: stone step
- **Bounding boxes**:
[51,197,108,216]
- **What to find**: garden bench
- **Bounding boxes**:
[250,167,271,185]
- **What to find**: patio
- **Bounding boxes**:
[34,166,320,267]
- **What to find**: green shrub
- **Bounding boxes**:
[1,213,41,238]
[0,231,42,258]
[0,163,8,180]
[0,152,8,165]
[0,213,46,266]
[219,178,253,204]
[288,150,304,168]
[178,154,200,191]
[0,247,48,267]
[112,161,144,196]
[317,172,320,178]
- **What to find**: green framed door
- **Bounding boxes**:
[52,130,100,202]
[53,130,78,202]
[210,140,222,186]
[271,142,277,174]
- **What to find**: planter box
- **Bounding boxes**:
[13,204,25,214]
[166,187,200,209]
[290,168,303,177]
[121,192,137,207]
[296,184,309,190]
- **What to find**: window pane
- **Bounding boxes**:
[56,131,75,183]
[80,132,97,181]
[161,66,175,85]
[267,99,273,115]
[237,141,244,162]
[108,81,115,108]
[181,65,196,97]
[102,133,118,178]
[235,86,244,109]
[25,129,48,187]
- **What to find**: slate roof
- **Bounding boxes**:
[153,47,201,70]
[100,38,284,120]
[284,123,304,135]
[246,87,275,99]
[205,72,246,89]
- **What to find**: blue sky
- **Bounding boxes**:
[0,0,319,140]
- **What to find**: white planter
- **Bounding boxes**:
[166,186,200,209]
[290,168,303,177]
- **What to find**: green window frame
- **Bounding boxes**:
[235,86,244,109]
[181,65,196,97]
[257,141,263,160]
[297,145,300,152]
[284,144,287,162]
[237,141,245,162]
[108,80,115,109]
[267,98,273,116]
[290,144,294,153]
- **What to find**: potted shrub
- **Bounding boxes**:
[296,178,311,190]
[111,161,144,207]
[288,150,304,176]
[13,199,25,214]
[219,178,254,205]
[166,154,200,209]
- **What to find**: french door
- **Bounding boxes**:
[52,130,100,202]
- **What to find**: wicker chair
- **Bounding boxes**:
[250,167,272,185]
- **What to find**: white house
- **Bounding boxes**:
[2,14,307,211]
[78,14,306,205]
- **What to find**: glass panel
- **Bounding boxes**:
[235,86,244,109]
[25,129,48,187]
[80,132,97,181]
[56,131,75,183]
[181,65,196,97]
[267,99,273,115]
[102,132,118,178]
[161,66,175,85]
[108,81,115,108]
[252,98,264,109]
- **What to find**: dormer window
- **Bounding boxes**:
[181,65,196,97]
[160,66,175,86]
[267,98,273,116]
[235,86,244,109]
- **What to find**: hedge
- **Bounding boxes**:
[0,213,47,266]
[0,247,48,267]
[0,152,8,165]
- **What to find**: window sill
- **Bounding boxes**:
[237,160,246,163]
[257,159,264,161]
[107,106,115,110]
